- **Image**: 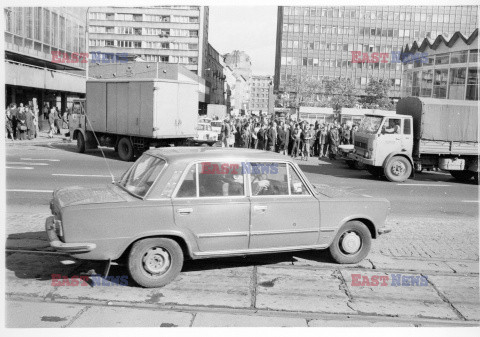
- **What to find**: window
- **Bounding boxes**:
[433,69,448,99]
[435,53,449,65]
[176,165,197,198]
[248,163,288,196]
[420,70,433,97]
[43,9,50,44]
[106,13,115,20]
[404,119,411,135]
[189,30,198,37]
[188,57,198,64]
[450,51,468,64]
[289,165,309,195]
[466,68,478,100]
[200,162,245,197]
[119,155,166,198]
[105,40,114,46]
[449,68,466,100]
[189,16,199,23]
[469,50,478,63]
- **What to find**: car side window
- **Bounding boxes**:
[288,164,310,195]
[198,162,244,197]
[248,162,289,196]
[176,165,197,198]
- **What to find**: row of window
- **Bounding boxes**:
[90,26,199,37]
[404,67,478,100]
[89,12,200,23]
[89,39,198,50]
[283,6,472,24]
[282,41,401,53]
[406,49,478,68]
[4,7,85,54]
[281,56,402,70]
[280,74,402,90]
[142,54,198,65]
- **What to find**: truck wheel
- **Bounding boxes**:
[118,137,134,161]
[384,156,412,182]
[329,221,371,264]
[450,170,474,183]
[367,165,383,177]
[76,133,85,153]
[128,238,184,288]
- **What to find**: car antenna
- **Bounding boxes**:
[84,115,116,184]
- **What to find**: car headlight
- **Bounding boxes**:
[54,219,63,238]
[365,151,370,159]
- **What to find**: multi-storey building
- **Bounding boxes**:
[5,7,87,112]
[274,6,478,101]
[206,43,226,105]
[401,29,478,101]
[87,6,209,80]
[249,75,274,115]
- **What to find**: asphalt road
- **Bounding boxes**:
[6,142,479,219]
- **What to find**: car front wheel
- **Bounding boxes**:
[128,238,184,288]
[329,221,371,264]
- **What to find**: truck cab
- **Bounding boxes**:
[350,113,414,182]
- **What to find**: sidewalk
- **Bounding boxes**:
[5,130,71,146]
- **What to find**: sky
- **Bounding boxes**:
[208,6,278,76]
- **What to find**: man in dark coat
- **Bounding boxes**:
[328,125,339,160]
[256,124,266,150]
[266,121,277,152]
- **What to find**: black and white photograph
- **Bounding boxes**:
[1,0,479,332]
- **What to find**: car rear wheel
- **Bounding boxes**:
[329,221,371,264]
[128,238,184,288]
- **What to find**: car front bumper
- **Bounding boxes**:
[348,153,375,166]
[45,216,96,253]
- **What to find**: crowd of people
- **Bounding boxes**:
[216,115,358,161]
[5,102,69,141]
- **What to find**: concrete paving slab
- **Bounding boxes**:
[255,267,353,314]
[370,255,454,273]
[444,261,479,274]
[340,270,459,319]
[192,312,307,327]
[428,274,480,321]
[308,318,416,327]
[69,305,193,327]
[6,301,87,328]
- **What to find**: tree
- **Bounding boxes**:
[276,72,323,109]
[362,78,395,110]
[321,78,359,112]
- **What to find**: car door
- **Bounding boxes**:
[248,162,320,249]
[171,161,250,253]
[376,117,404,162]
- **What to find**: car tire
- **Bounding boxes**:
[384,156,412,182]
[118,137,134,161]
[329,221,371,264]
[128,238,184,288]
[76,132,85,153]
[450,170,474,183]
[366,165,383,177]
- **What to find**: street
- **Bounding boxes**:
[5,140,479,327]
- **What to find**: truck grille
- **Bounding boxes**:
[354,140,367,149]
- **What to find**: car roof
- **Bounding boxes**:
[145,147,290,163]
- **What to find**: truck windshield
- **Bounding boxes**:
[118,154,166,198]
[358,116,383,134]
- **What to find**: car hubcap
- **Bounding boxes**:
[391,161,406,176]
[143,247,171,275]
[341,232,362,254]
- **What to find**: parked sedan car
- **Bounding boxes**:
[46,148,391,288]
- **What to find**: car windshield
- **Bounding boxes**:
[118,154,166,198]
[358,116,384,134]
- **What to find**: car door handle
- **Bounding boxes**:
[253,205,267,212]
[176,208,193,215]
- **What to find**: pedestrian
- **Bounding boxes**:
[43,103,49,120]
[48,108,55,138]
[5,104,14,141]
[10,103,18,139]
[291,124,301,159]
[308,124,316,157]
[277,123,287,155]
[267,121,277,152]
[318,124,328,159]
[251,122,259,149]
[54,107,62,134]
[16,105,27,140]
[241,123,250,148]
[257,124,266,150]
[26,106,36,140]
[328,124,339,160]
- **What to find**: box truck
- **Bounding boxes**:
[349,97,478,183]
[69,78,206,161]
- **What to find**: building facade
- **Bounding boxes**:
[206,43,226,105]
[249,75,274,115]
[4,7,87,112]
[274,6,478,100]
[87,6,209,79]
[402,29,478,101]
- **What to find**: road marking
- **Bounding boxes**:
[6,167,34,170]
[20,158,60,162]
[7,189,52,193]
[461,200,479,203]
[7,162,49,166]
[397,184,451,187]
[361,194,373,197]
[52,173,112,178]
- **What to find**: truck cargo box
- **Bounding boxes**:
[396,97,478,156]
[86,79,198,139]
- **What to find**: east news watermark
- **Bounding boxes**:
[51,51,128,64]
[51,274,129,287]
[351,273,429,287]
[351,51,428,64]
